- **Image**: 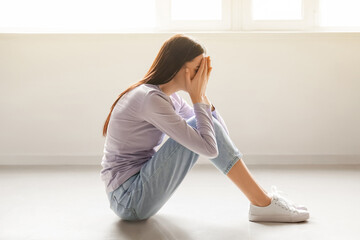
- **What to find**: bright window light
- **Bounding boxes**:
[0,0,156,32]
[320,0,360,27]
[171,0,222,20]
[252,0,303,20]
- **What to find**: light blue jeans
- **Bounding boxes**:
[106,115,243,221]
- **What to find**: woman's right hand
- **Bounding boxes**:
[185,56,213,104]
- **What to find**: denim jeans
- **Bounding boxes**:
[106,115,243,221]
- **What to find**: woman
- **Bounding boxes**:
[100,34,310,222]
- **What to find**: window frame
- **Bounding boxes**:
[241,0,319,31]
[154,0,232,32]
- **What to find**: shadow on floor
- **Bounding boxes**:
[113,215,194,240]
[110,213,311,239]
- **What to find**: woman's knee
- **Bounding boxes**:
[186,115,227,141]
[212,116,222,128]
[212,117,227,136]
[186,115,222,130]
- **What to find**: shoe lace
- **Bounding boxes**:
[271,186,297,213]
[271,185,296,205]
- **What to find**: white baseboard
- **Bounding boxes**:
[0,154,359,165]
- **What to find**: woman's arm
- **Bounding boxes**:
[177,93,230,136]
[204,95,215,111]
[141,92,219,158]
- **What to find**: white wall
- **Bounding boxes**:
[0,33,359,165]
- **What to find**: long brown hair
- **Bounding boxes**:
[102,33,207,137]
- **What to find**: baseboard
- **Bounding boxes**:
[0,154,359,165]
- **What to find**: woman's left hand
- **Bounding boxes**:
[203,95,213,110]
[203,57,213,110]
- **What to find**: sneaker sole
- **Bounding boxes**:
[249,213,309,223]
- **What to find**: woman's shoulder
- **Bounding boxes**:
[141,84,182,111]
[126,83,161,100]
[141,83,169,100]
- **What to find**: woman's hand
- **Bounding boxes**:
[184,56,213,104]
[203,95,212,107]
[203,57,213,107]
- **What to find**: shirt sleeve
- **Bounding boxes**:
[141,92,219,158]
[177,93,230,136]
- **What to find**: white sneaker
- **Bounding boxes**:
[248,193,310,223]
[269,185,308,211]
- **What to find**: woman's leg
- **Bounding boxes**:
[227,158,271,207]
[206,117,271,207]
[128,116,201,220]
[115,115,270,221]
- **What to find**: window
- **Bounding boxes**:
[171,0,222,20]
[241,0,316,30]
[1,0,360,33]
[252,0,303,20]
[0,0,157,33]
[319,0,360,27]
[155,0,231,31]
